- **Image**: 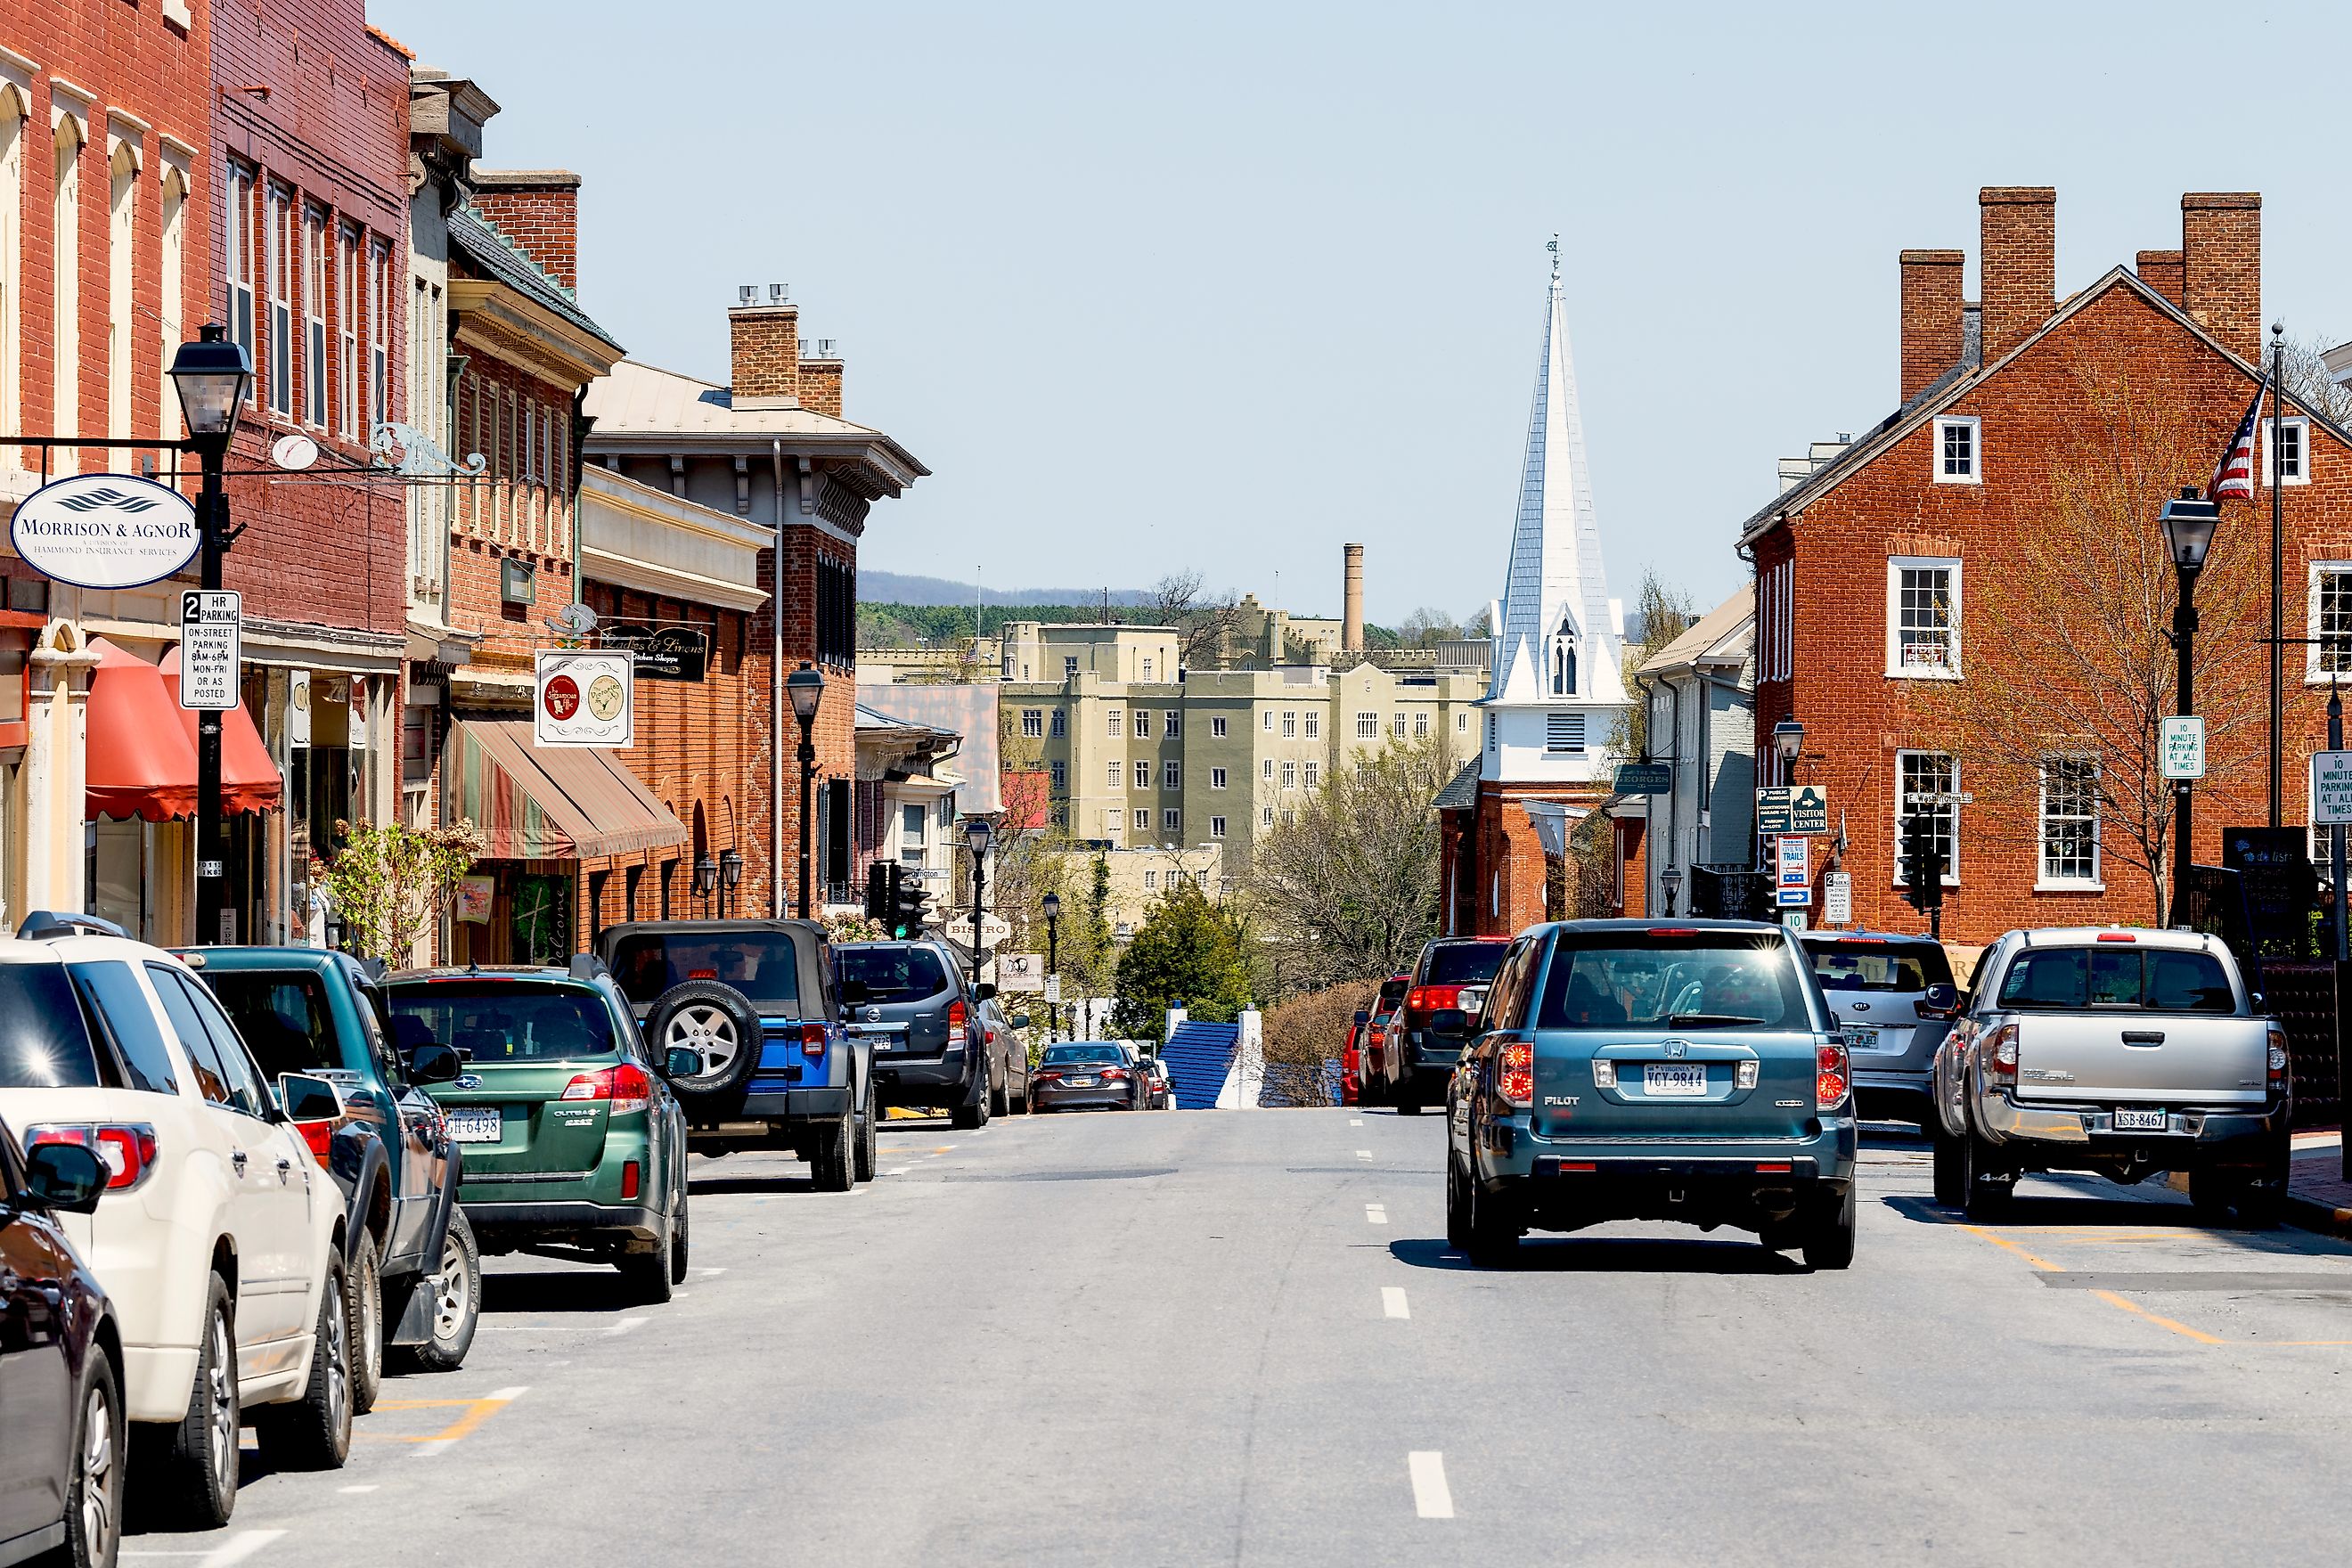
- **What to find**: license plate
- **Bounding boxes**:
[1644,1064,1707,1097]
[2114,1108,2168,1131]
[1069,1076,1098,1087]
[446,1107,502,1144]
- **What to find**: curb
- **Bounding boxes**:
[2286,1190,2352,1239]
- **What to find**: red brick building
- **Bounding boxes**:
[1744,187,2348,943]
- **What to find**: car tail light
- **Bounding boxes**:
[1035,1069,1062,1082]
[295,1117,336,1165]
[1755,1162,1793,1173]
[1499,1041,1533,1107]
[1982,1024,2020,1090]
[1102,1067,1131,1082]
[1815,1041,1850,1110]
[948,1000,968,1034]
[1405,984,1464,1014]
[2266,1024,2291,1089]
[563,1062,654,1115]
[621,1160,641,1199]
[1735,1060,1760,1090]
[1590,1058,1616,1089]
[25,1123,159,1192]
[800,1023,828,1065]
[2095,933,2136,943]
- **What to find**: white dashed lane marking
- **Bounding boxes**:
[1356,1149,1373,1161]
[125,1530,288,1566]
[1365,1204,1389,1224]
[1383,1286,1410,1319]
[1409,1452,1455,1518]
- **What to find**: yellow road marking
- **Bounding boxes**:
[361,1391,522,1445]
[2091,1290,2225,1344]
[1956,1223,2062,1272]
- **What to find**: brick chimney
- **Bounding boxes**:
[729,303,799,408]
[1342,543,1364,652]
[798,342,843,418]
[2136,249,2185,308]
[469,169,579,290]
[1979,187,2055,362]
[2180,193,2262,363]
[1899,249,1964,402]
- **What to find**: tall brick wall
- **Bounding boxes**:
[1471,780,1608,935]
[728,306,798,402]
[444,350,582,663]
[468,169,578,292]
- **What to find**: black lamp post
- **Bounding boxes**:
[787,661,825,919]
[719,847,743,919]
[1659,863,1683,918]
[2160,487,2220,926]
[1041,890,1061,1041]
[694,853,718,917]
[167,325,252,946]
[963,815,993,995]
[1772,717,1805,783]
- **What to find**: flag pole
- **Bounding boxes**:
[2270,324,2285,829]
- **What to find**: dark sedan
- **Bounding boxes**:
[1031,1043,1147,1112]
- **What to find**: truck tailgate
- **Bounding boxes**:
[2014,1015,2268,1106]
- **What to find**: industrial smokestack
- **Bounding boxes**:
[1343,542,1364,652]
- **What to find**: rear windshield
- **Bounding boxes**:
[388,983,619,1062]
[205,971,340,1078]
[1996,947,2236,1013]
[835,945,950,1005]
[0,965,102,1088]
[1538,933,1813,1031]
[608,932,802,1009]
[1042,1044,1125,1065]
[1806,941,1953,993]
[1424,943,1508,985]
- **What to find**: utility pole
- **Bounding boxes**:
[2269,324,2286,828]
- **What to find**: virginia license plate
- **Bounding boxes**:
[1069,1076,1098,1087]
[1644,1064,1707,1097]
[446,1107,502,1144]
[2113,1107,2168,1131]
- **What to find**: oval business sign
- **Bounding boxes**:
[10,472,200,589]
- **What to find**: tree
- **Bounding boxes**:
[1613,568,1698,765]
[1242,731,1458,995]
[1112,880,1254,1043]
[1397,607,1463,649]
[310,819,486,964]
[1925,343,2266,922]
[2278,333,2352,429]
[1150,569,1245,671]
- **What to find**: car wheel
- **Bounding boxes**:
[853,1084,878,1183]
[1444,1155,1473,1250]
[1931,1127,1968,1208]
[256,1246,352,1471]
[138,1271,238,1529]
[668,1189,692,1285]
[1464,1165,1518,1267]
[990,1073,1010,1118]
[396,1209,481,1374]
[645,980,764,1113]
[950,1066,990,1130]
[618,1213,677,1305]
[809,1111,855,1192]
[1801,1183,1858,1270]
[2187,1165,2240,1221]
[1961,1125,2013,1219]
[1396,1084,1423,1115]
[346,1228,383,1417]
[60,1342,122,1568]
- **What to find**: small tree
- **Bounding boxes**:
[1112,880,1254,1043]
[309,819,485,964]
[1150,569,1245,670]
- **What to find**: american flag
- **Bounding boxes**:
[2207,378,2268,502]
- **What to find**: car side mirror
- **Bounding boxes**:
[407,1041,462,1084]
[279,1073,344,1124]
[2250,991,2266,1013]
[663,1046,701,1081]
[974,982,998,1002]
[1010,1014,1031,1029]
[838,980,871,1009]
[1916,984,1962,1020]
[1430,1008,1471,1038]
[1352,1009,1371,1025]
[23,1142,106,1213]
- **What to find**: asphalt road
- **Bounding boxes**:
[124,1107,2352,1568]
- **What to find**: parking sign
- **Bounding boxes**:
[2160,715,2206,780]
[2314,751,2352,826]
[178,591,241,711]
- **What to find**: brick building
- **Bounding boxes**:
[1742,187,2350,943]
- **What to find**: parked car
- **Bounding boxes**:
[0,1115,119,1568]
[595,919,874,1189]
[0,912,355,1528]
[1341,1010,1367,1107]
[184,946,478,1408]
[383,961,693,1303]
[1397,936,1512,1112]
[833,941,997,1129]
[1358,976,1409,1107]
[976,996,1034,1115]
[1931,927,2291,1223]
[1799,931,1958,1130]
[1444,919,1858,1269]
[1143,1053,1172,1109]
[1031,1042,1148,1112]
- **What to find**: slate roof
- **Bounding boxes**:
[447,205,621,352]
[1431,759,1480,811]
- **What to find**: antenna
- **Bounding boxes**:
[738,284,757,306]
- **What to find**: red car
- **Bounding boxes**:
[1339,1009,1368,1106]
[1357,976,1409,1107]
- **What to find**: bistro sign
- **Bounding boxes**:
[11,472,200,589]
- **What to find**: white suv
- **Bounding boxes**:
[0,913,355,1528]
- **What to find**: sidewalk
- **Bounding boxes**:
[2289,1131,2352,1238]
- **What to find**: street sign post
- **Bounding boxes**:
[1776,836,1810,907]
[1044,974,1062,1004]
[178,590,241,710]
[2160,715,2207,780]
[1782,910,1809,932]
[1789,784,1830,835]
[1756,786,1792,834]
[1824,870,1852,925]
[2313,751,2352,826]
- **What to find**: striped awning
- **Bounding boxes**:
[443,718,688,861]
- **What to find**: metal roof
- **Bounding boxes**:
[447,205,621,351]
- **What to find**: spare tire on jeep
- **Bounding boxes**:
[646,980,763,1115]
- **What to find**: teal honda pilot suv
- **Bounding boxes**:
[1443,920,1858,1270]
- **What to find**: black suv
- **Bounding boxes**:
[1397,936,1512,1112]
[834,941,996,1129]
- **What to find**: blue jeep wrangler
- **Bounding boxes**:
[596,920,875,1190]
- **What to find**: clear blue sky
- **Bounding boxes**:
[376,0,2352,625]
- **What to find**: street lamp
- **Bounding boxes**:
[719,847,743,919]
[2160,487,2220,924]
[1041,890,1062,1041]
[962,816,994,995]
[1771,717,1805,780]
[166,325,252,946]
[694,853,718,916]
[1659,863,1683,917]
[786,662,825,918]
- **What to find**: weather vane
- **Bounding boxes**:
[1548,233,1560,278]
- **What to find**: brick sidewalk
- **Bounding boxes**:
[2290,1138,2352,1237]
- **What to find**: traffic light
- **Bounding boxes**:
[864,862,889,921]
[887,862,930,938]
[1899,814,1947,913]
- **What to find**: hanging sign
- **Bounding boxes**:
[11,472,200,589]
[178,591,242,711]
[535,649,633,748]
[995,951,1045,992]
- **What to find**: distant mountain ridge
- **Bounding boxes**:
[860,568,1154,608]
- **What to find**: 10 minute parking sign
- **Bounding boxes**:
[2313,751,2352,827]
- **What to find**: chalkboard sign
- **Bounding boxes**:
[2223,827,2317,960]
[1689,864,1772,922]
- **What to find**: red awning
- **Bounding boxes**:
[86,638,199,822]
[160,647,282,814]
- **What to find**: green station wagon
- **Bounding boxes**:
[384,964,692,1303]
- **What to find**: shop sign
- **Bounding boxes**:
[995,951,1045,992]
[601,623,710,682]
[11,472,200,589]
[535,649,633,748]
[455,876,496,924]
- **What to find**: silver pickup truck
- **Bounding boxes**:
[1930,927,2291,1224]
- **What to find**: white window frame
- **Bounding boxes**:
[1164,760,1180,789]
[1143,870,1157,891]
[2263,417,2310,487]
[303,205,327,427]
[1210,766,1227,789]
[1457,712,1467,732]
[1107,761,1123,788]
[1049,708,1066,738]
[1211,815,1227,839]
[1894,749,1961,886]
[1132,808,1149,832]
[1356,711,1377,739]
[1163,808,1180,832]
[265,184,291,417]
[1021,707,1042,738]
[1281,711,1296,739]
[1262,806,1275,827]
[1107,710,1122,738]
[1164,710,1180,737]
[1133,761,1150,789]
[2307,561,2352,682]
[1415,712,1429,737]
[1886,556,1962,680]
[1303,760,1319,788]
[368,242,388,435]
[1932,415,1980,485]
[1132,708,1150,738]
[1262,759,1274,781]
[1063,656,1078,679]
[338,222,359,437]
[2037,755,2102,890]
[1262,711,1273,732]
[1280,760,1295,788]
[1545,712,1585,755]
[1141,657,1154,682]
[1304,711,1319,739]
[1210,716,1227,739]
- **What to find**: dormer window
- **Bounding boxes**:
[1549,610,1579,696]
